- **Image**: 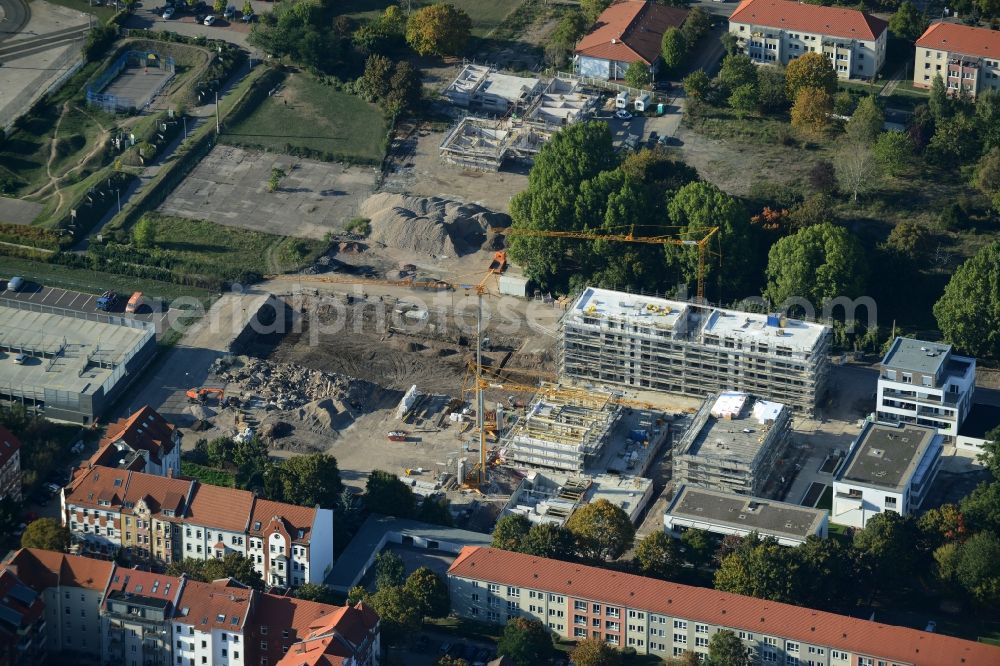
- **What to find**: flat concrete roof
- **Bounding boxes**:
[0,306,151,396]
[481,72,540,102]
[326,514,491,591]
[666,485,826,540]
[837,423,938,490]
[570,287,827,352]
[881,337,951,376]
[683,393,787,464]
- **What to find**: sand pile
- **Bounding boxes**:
[359,193,509,257]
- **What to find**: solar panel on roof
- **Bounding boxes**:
[0,604,24,628]
[7,582,37,606]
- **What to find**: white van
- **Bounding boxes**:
[615,91,630,109]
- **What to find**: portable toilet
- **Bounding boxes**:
[657,103,665,115]
[634,92,652,112]
[615,90,630,109]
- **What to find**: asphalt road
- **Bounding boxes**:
[0,0,29,43]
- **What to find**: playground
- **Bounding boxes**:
[87,50,175,112]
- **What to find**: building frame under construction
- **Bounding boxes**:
[672,392,792,497]
[562,287,832,414]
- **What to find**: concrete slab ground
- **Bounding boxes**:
[0,284,169,337]
[0,196,44,224]
[0,0,88,129]
[100,65,172,109]
[158,145,378,240]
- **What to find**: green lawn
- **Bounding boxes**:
[138,213,329,278]
[221,73,389,164]
[340,0,524,37]
[0,255,213,302]
[36,0,119,24]
[181,461,235,487]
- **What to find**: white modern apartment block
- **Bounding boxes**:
[833,422,943,528]
[247,499,334,587]
[172,579,251,666]
[562,287,831,414]
[914,22,1000,98]
[729,0,888,80]
[876,336,975,441]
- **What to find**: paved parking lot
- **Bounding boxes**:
[0,283,170,338]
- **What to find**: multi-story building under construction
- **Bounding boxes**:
[561,287,832,413]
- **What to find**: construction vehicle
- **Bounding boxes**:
[185,387,225,403]
[491,225,720,301]
[387,431,408,441]
[487,251,506,274]
[125,291,144,314]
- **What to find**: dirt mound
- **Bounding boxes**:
[360,192,509,257]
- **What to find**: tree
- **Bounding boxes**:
[713,533,794,602]
[571,637,622,666]
[708,629,749,666]
[764,222,867,309]
[927,112,980,166]
[975,91,1000,153]
[369,585,421,644]
[721,31,739,56]
[374,550,406,591]
[133,215,156,248]
[634,531,682,579]
[294,583,336,603]
[680,528,713,569]
[581,0,612,22]
[791,535,856,610]
[835,140,881,202]
[884,220,933,261]
[213,0,225,13]
[873,130,913,176]
[279,454,342,508]
[384,61,423,115]
[791,86,832,134]
[496,617,554,666]
[683,70,711,102]
[403,566,450,618]
[717,54,757,92]
[365,469,416,518]
[242,0,252,16]
[418,494,453,526]
[405,3,472,56]
[666,181,752,299]
[565,499,635,561]
[980,426,1000,480]
[624,61,651,90]
[960,481,1000,534]
[167,554,264,590]
[437,657,469,666]
[682,6,710,46]
[919,503,968,547]
[846,96,885,144]
[889,1,929,41]
[667,652,701,666]
[785,52,837,98]
[661,28,687,71]
[756,67,788,114]
[933,241,1000,359]
[492,513,532,551]
[974,146,1000,213]
[929,74,950,121]
[268,167,285,193]
[521,523,576,560]
[953,531,1000,605]
[346,585,369,606]
[0,497,20,549]
[357,54,393,102]
[729,83,759,117]
[853,512,920,592]
[21,518,69,552]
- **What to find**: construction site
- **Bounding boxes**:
[439,67,601,172]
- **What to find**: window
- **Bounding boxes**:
[488,584,500,593]
[575,628,586,637]
[739,631,754,641]
[471,593,479,602]
[606,607,620,618]
[674,620,687,630]
[575,601,586,610]
[832,651,848,660]
[696,637,709,647]
[885,496,897,508]
[674,633,687,645]
[592,604,601,614]
[508,587,520,597]
[902,372,913,384]
[575,615,586,625]
[786,642,799,653]
[764,637,778,646]
[507,601,518,611]
[471,607,479,616]
[696,624,708,634]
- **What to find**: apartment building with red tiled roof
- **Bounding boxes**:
[574,0,688,80]
[0,566,45,666]
[0,426,22,502]
[728,0,887,80]
[914,22,1000,99]
[90,406,182,477]
[62,465,334,588]
[1,550,379,666]
[447,546,1000,665]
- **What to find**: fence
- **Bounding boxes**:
[555,71,651,98]
[0,297,157,333]
[86,50,176,113]
[1,51,84,133]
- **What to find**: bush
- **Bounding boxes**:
[345,217,371,235]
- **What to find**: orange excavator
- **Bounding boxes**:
[186,387,225,403]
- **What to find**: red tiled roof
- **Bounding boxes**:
[0,568,44,634]
[730,0,886,42]
[99,406,176,465]
[274,602,379,666]
[0,425,21,470]
[447,547,1000,666]
[103,564,182,609]
[123,472,192,516]
[187,483,254,533]
[174,579,253,630]
[249,498,317,544]
[251,594,348,666]
[65,466,192,518]
[575,0,689,65]
[3,549,113,592]
[64,465,131,509]
[916,21,1000,60]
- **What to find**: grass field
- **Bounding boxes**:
[141,212,329,277]
[340,0,524,36]
[181,461,235,487]
[40,0,119,24]
[221,73,388,164]
[0,255,212,302]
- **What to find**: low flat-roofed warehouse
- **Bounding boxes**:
[664,484,828,546]
[0,305,156,424]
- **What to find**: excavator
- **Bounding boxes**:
[185,387,225,404]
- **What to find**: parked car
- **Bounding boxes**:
[224,4,235,18]
[13,353,26,365]
[162,6,175,19]
[96,291,118,311]
[195,13,207,22]
[241,10,255,21]
[203,14,216,24]
[615,109,632,120]
[6,276,24,292]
